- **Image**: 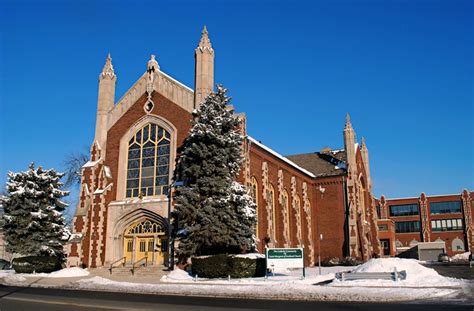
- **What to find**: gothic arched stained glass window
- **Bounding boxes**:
[126,123,171,198]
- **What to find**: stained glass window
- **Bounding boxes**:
[126,123,171,198]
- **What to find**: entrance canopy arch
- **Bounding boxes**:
[112,208,169,265]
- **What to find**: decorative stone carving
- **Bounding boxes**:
[418,193,430,242]
[461,190,473,252]
[291,177,302,247]
[302,182,314,265]
[278,170,289,247]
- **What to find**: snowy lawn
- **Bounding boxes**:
[0,259,471,302]
[0,267,89,284]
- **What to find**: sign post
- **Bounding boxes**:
[266,248,305,279]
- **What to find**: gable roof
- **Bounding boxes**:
[248,136,316,178]
[107,69,194,131]
[285,150,347,178]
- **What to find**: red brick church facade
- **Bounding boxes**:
[67,28,471,268]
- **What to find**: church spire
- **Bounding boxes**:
[95,53,117,154]
[194,25,215,108]
[198,25,213,51]
[100,53,116,79]
[345,113,352,129]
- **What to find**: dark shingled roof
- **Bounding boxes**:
[285,150,347,178]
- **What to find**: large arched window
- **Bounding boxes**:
[126,123,171,198]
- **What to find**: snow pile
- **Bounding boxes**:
[331,258,459,287]
[161,268,193,282]
[234,253,265,259]
[1,273,26,285]
[451,252,470,263]
[47,267,90,278]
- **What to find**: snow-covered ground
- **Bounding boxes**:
[0,259,471,302]
[451,252,470,263]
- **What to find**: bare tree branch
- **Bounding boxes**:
[63,150,89,188]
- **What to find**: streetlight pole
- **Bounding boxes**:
[167,181,183,271]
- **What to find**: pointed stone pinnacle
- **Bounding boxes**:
[361,136,366,147]
[198,25,212,50]
[101,53,115,78]
[345,113,352,128]
[147,54,159,72]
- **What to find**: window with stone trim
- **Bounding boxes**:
[451,238,465,251]
[126,123,171,198]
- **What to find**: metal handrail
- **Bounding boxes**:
[108,256,126,275]
[131,256,148,275]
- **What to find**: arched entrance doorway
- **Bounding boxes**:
[123,219,167,265]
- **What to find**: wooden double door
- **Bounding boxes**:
[123,235,166,265]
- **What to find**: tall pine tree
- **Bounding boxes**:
[1,163,70,261]
[174,85,256,258]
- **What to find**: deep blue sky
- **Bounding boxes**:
[1,0,473,205]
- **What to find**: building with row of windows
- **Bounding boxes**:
[66,27,472,268]
[376,191,473,257]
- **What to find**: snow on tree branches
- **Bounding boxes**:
[174,85,256,257]
[0,163,70,261]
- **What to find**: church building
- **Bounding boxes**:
[67,27,401,268]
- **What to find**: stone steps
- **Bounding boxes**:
[90,266,167,277]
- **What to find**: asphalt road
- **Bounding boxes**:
[0,286,472,311]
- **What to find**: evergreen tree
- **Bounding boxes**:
[0,163,70,261]
[174,85,256,257]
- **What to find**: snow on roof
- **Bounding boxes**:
[103,166,112,179]
[93,184,112,195]
[82,160,100,168]
[159,70,194,93]
[247,136,316,178]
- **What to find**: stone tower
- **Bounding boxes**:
[360,137,372,191]
[194,26,214,108]
[95,53,116,153]
[343,113,361,258]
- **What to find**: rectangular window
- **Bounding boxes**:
[378,224,388,231]
[389,204,419,217]
[148,240,154,252]
[429,201,462,215]
[431,218,463,231]
[140,240,146,252]
[395,221,420,233]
